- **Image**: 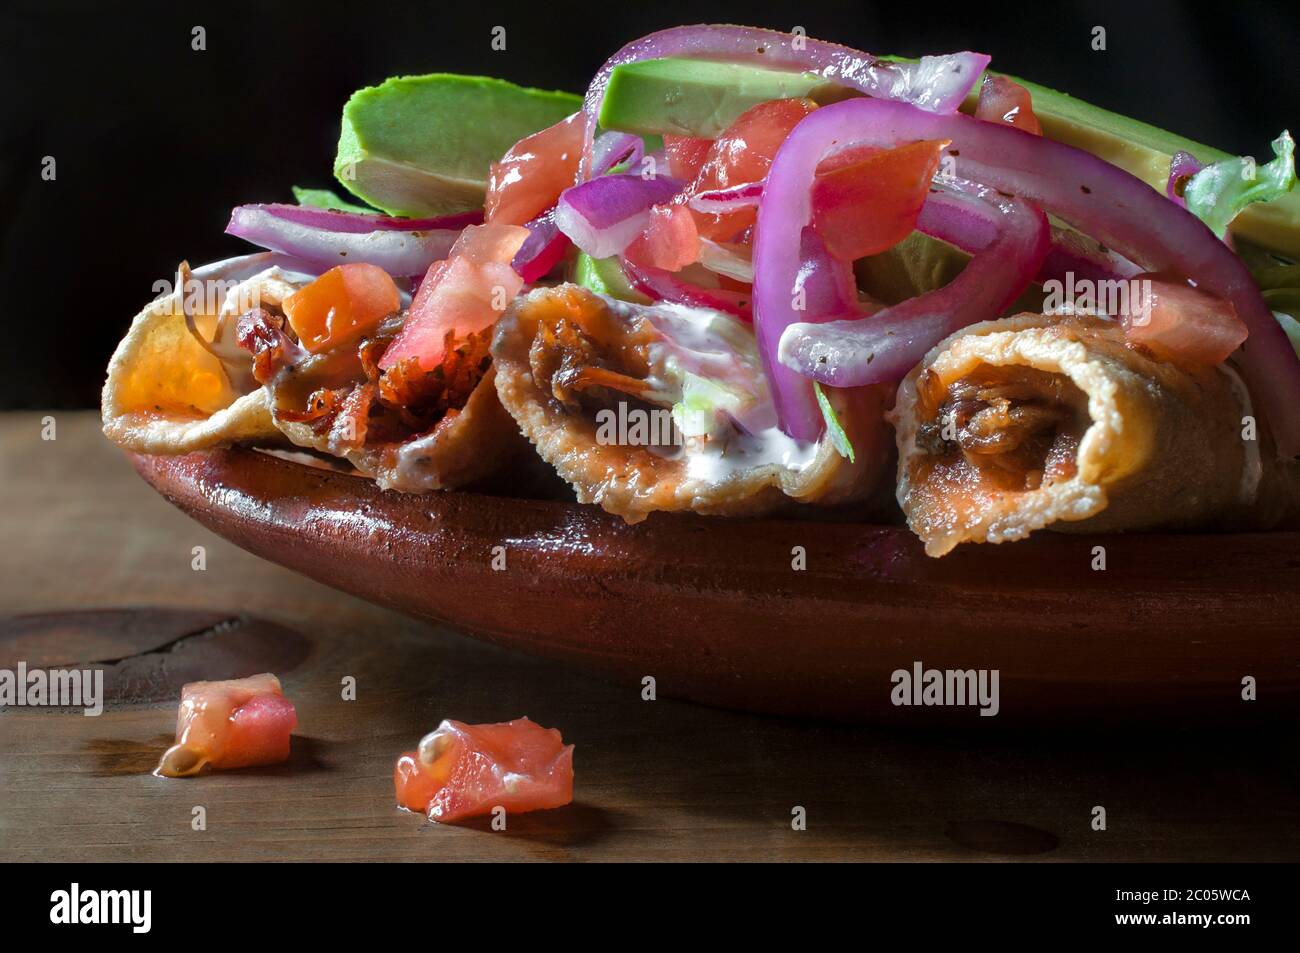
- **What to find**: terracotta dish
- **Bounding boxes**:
[131,449,1300,721]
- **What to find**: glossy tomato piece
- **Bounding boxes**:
[664,135,712,182]
[624,203,701,272]
[1122,275,1248,365]
[156,673,297,777]
[283,263,401,353]
[393,717,574,823]
[379,223,529,371]
[485,112,586,226]
[975,75,1042,135]
[811,139,947,261]
[687,98,818,241]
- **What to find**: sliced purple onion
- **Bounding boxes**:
[688,181,764,214]
[190,251,323,283]
[1165,151,1204,207]
[226,204,480,276]
[579,25,990,178]
[779,185,1049,395]
[240,203,481,234]
[792,228,859,321]
[554,173,683,258]
[917,189,1141,286]
[592,131,645,176]
[622,258,752,319]
[512,207,570,283]
[760,96,1300,457]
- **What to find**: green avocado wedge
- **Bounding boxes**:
[334,74,581,218]
[600,55,1298,258]
[573,253,651,304]
[958,69,1300,258]
[598,58,848,138]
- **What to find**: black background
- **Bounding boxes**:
[2,0,1297,408]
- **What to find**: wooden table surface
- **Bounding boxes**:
[1,411,1297,862]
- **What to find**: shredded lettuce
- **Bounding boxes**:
[292,186,374,214]
[814,382,855,463]
[671,372,748,439]
[1184,131,1296,239]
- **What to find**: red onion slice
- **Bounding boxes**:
[240,203,480,234]
[793,227,859,322]
[917,189,1141,286]
[189,251,323,283]
[688,181,765,214]
[578,25,989,179]
[622,258,752,319]
[512,208,570,283]
[779,186,1049,392]
[592,131,645,176]
[1165,151,1204,207]
[759,97,1300,456]
[227,204,480,277]
[554,174,683,258]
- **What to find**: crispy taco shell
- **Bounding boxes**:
[102,256,521,490]
[492,285,890,523]
[891,312,1300,556]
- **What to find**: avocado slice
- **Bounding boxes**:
[573,253,651,303]
[291,186,374,214]
[957,70,1300,258]
[598,58,848,138]
[601,55,1297,257]
[334,75,580,218]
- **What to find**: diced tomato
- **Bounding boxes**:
[811,139,948,261]
[1121,275,1248,365]
[975,75,1042,135]
[664,135,712,182]
[283,263,400,354]
[621,100,818,275]
[394,717,574,823]
[686,98,819,241]
[155,673,297,777]
[485,113,586,226]
[624,203,701,272]
[379,223,529,371]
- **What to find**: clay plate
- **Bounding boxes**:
[131,449,1300,722]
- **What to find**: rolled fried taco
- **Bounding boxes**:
[891,313,1300,556]
[103,246,526,491]
[492,284,890,523]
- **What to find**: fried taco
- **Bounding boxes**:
[492,284,890,522]
[891,313,1300,556]
[103,24,1300,557]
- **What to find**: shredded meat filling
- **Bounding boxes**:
[521,286,662,412]
[914,366,1086,490]
[253,308,492,453]
[236,307,304,384]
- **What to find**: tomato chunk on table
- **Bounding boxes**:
[155,673,297,778]
[394,717,574,823]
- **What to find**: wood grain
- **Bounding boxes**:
[1,411,1297,862]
